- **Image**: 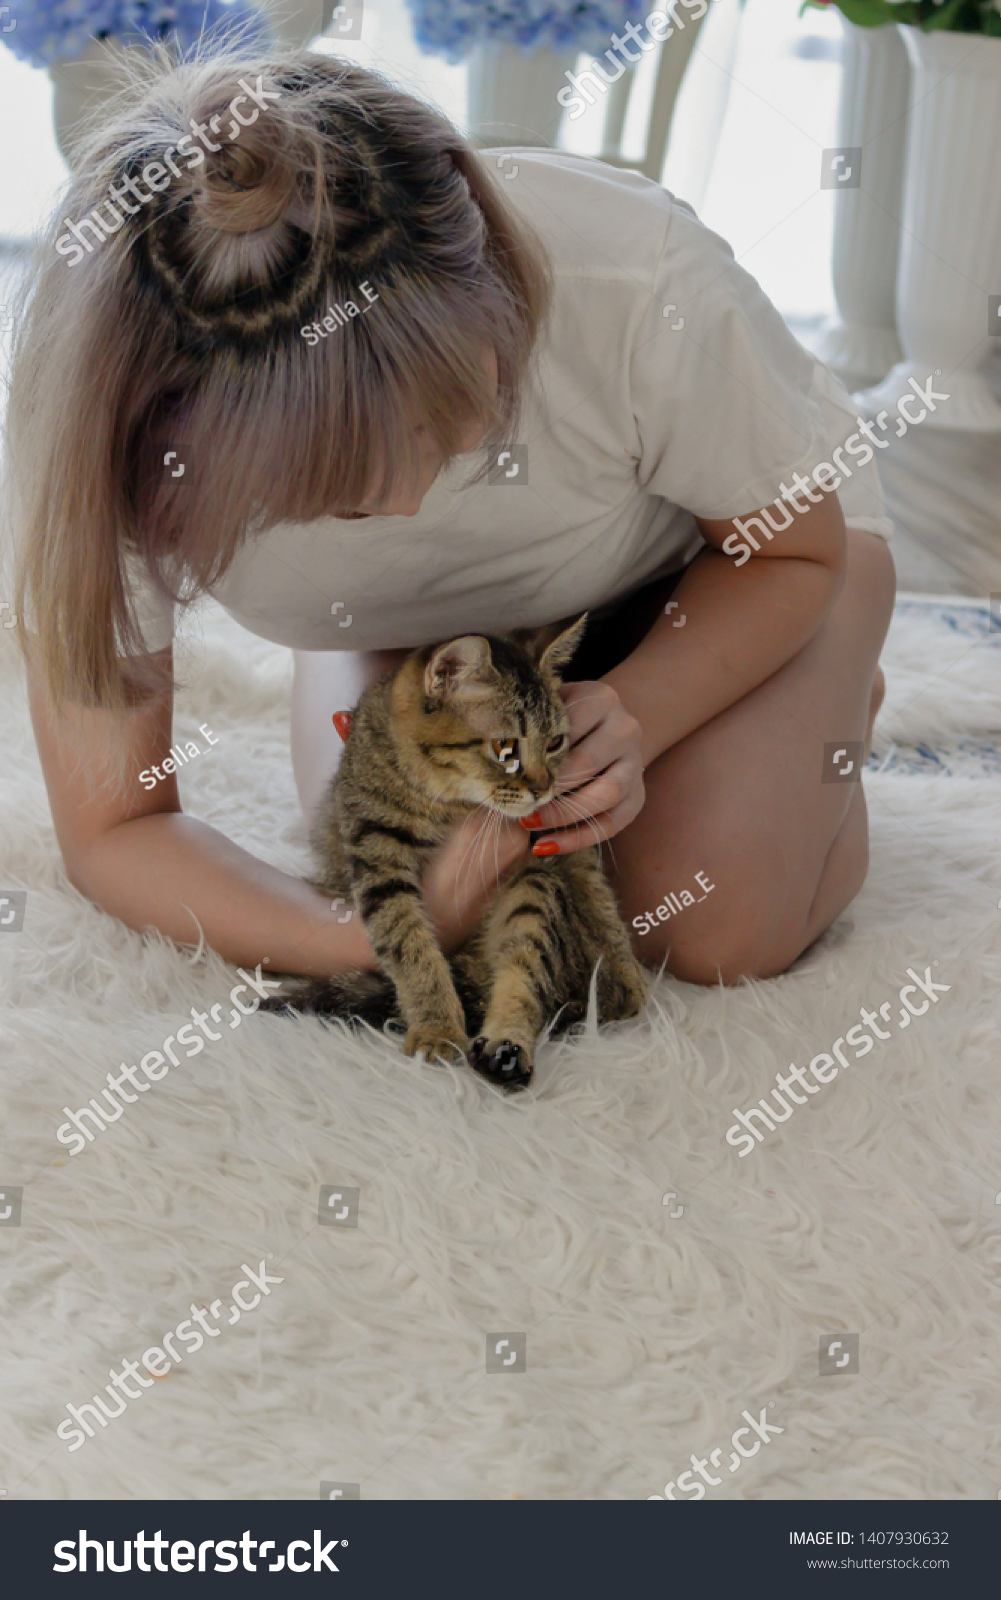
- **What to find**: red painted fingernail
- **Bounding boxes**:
[532,839,559,857]
[519,812,543,830]
[332,710,353,742]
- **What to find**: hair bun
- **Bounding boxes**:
[130,54,499,350]
[192,97,297,236]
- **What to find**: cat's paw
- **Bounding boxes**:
[403,1024,468,1064]
[599,961,649,1022]
[469,1036,533,1091]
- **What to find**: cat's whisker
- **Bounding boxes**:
[453,803,496,905]
[544,792,619,871]
[547,795,591,835]
[556,758,617,789]
[451,807,487,899]
[492,807,504,892]
[561,689,615,707]
[476,806,506,896]
[561,691,624,721]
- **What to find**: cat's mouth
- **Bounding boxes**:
[490,791,556,820]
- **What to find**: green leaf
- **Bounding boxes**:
[815,0,914,27]
[921,0,978,29]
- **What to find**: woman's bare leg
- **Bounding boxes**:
[605,528,896,983]
[291,647,408,824]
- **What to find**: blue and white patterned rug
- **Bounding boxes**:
[870,598,1001,779]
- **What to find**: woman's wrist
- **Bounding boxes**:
[287,890,379,975]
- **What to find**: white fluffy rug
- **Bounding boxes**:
[2,595,999,1501]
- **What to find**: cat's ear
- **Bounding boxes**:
[537,613,588,679]
[424,636,497,702]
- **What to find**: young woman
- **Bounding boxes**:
[6,47,895,997]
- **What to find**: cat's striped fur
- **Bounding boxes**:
[268,615,648,1088]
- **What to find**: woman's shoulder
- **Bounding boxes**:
[497,149,686,288]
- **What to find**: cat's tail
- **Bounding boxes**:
[260,969,399,1026]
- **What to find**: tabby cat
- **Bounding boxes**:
[268,614,648,1089]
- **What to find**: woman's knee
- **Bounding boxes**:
[637,897,784,985]
[845,527,896,636]
[659,925,784,986]
[640,829,869,985]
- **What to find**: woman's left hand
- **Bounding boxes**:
[521,680,645,856]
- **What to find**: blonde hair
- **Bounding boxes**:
[5,43,552,711]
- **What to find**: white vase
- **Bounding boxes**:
[48,3,321,168]
[49,37,134,168]
[465,43,576,148]
[859,27,1001,431]
[812,19,909,390]
[260,0,328,49]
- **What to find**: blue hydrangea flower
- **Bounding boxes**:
[1,0,271,69]
[405,0,636,62]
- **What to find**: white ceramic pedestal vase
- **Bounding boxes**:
[859,27,1001,431]
[48,1,325,168]
[49,38,133,167]
[261,0,330,49]
[811,18,909,391]
[466,43,576,148]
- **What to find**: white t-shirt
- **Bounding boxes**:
[126,149,892,655]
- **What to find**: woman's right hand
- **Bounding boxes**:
[422,811,531,954]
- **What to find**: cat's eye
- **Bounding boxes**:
[491,737,521,775]
[546,735,567,754]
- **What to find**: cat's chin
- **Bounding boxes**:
[490,799,554,821]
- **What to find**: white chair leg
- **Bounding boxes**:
[466,43,577,148]
[661,0,745,212]
[593,9,710,183]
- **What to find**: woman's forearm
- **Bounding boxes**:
[606,499,847,766]
[72,811,378,975]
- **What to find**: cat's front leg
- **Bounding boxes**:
[468,867,564,1090]
[355,872,469,1063]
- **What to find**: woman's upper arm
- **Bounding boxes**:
[694,489,847,575]
[26,643,181,885]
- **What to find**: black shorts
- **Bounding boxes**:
[560,562,692,684]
